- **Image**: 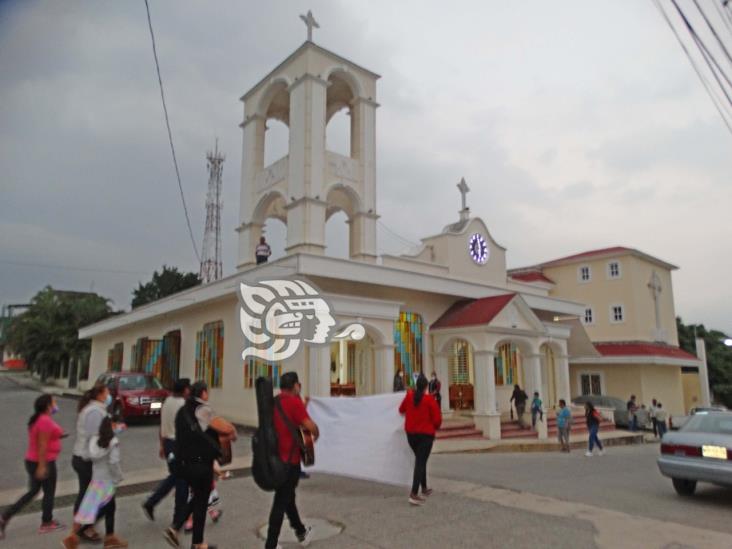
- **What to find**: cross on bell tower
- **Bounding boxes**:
[648,270,665,341]
[300,10,319,42]
[457,177,470,221]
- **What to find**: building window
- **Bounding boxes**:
[195,320,224,388]
[608,261,621,279]
[494,343,520,386]
[610,304,624,323]
[578,265,591,282]
[580,372,603,396]
[130,337,164,377]
[107,343,123,372]
[161,330,181,389]
[243,357,281,389]
[448,339,473,384]
[394,312,424,388]
[583,308,594,325]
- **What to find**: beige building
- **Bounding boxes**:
[509,247,703,416]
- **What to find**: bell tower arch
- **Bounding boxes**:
[236,24,380,269]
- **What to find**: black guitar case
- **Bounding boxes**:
[251,376,289,491]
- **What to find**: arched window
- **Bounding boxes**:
[448,339,473,385]
[394,312,424,387]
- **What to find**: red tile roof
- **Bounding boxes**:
[593,341,699,361]
[510,272,555,284]
[432,294,515,329]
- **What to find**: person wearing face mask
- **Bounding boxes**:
[428,371,442,407]
[71,382,112,543]
[0,394,66,539]
[393,369,405,392]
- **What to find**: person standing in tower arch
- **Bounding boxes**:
[255,236,272,265]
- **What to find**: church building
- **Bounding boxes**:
[79,22,704,439]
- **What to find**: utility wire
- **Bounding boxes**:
[692,0,732,66]
[654,0,732,135]
[144,0,201,263]
[713,0,732,35]
[377,220,420,248]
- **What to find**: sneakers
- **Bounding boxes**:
[142,501,155,521]
[103,534,128,548]
[408,493,425,506]
[296,525,314,546]
[584,451,593,457]
[163,527,180,548]
[38,519,65,534]
[422,488,433,497]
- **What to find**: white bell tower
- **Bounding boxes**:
[236,14,380,268]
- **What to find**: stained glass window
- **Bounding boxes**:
[243,357,281,389]
[394,312,424,387]
[107,343,123,372]
[195,321,224,388]
[130,337,164,377]
[494,343,520,386]
[161,330,181,389]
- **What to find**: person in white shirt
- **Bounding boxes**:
[649,398,658,437]
[655,402,668,438]
[141,378,190,527]
[255,237,272,265]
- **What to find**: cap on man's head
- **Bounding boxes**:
[279,371,300,390]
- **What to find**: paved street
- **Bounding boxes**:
[1,444,731,547]
[0,375,251,492]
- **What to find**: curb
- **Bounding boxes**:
[438,433,646,454]
[2,372,83,400]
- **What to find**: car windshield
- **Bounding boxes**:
[682,413,732,434]
[117,375,162,391]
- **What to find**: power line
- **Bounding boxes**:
[653,0,732,135]
[0,259,151,276]
[143,0,201,263]
[377,220,420,248]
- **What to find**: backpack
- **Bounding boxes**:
[251,377,290,492]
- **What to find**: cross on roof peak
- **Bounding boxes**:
[457,177,470,211]
[300,10,320,42]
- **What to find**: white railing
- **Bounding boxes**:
[326,151,360,183]
[255,155,288,192]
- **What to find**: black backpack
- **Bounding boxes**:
[251,376,290,491]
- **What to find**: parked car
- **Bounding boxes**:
[571,395,650,429]
[96,372,169,422]
[657,411,732,496]
[669,406,728,431]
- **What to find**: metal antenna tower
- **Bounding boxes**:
[199,140,224,283]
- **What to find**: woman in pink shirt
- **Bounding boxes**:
[0,394,66,539]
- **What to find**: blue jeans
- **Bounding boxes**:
[145,438,189,527]
[630,414,638,432]
[657,420,667,438]
[588,424,603,452]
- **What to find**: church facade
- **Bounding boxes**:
[79,35,704,438]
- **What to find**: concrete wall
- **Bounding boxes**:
[681,370,702,413]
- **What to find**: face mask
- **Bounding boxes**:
[104,394,113,407]
[113,423,127,435]
[51,404,59,415]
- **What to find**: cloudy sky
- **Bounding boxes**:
[1,0,731,335]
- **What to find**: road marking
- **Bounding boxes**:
[431,476,728,549]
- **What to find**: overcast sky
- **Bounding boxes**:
[1,0,731,335]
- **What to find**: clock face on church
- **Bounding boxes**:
[468,233,489,265]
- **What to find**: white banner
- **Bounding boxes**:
[305,392,413,487]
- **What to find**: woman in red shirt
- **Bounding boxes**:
[399,373,442,505]
[0,394,66,539]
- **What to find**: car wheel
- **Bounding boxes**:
[672,478,697,496]
[112,402,124,422]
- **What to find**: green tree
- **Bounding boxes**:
[6,287,113,381]
[131,265,200,308]
[677,317,732,407]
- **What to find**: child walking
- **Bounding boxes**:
[584,402,604,457]
[62,417,127,549]
[530,392,543,429]
[556,399,572,452]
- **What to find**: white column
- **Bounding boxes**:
[373,344,395,394]
[557,354,571,404]
[525,353,548,439]
[307,345,331,398]
[237,114,265,268]
[695,337,712,407]
[434,353,450,414]
[472,350,501,439]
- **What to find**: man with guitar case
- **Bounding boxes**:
[253,373,318,549]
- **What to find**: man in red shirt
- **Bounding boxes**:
[265,372,319,549]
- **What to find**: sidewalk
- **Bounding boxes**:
[0,369,83,399]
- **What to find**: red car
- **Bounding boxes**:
[96,372,170,421]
